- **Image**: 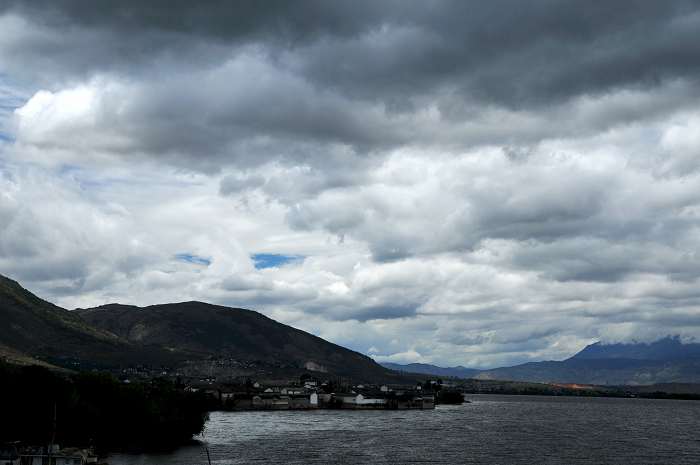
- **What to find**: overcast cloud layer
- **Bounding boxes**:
[2,1,700,367]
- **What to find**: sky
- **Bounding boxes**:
[2,1,700,368]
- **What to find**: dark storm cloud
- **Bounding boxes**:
[4,1,700,365]
[298,1,700,108]
[4,0,700,106]
[0,0,398,85]
[0,0,390,42]
[5,0,700,173]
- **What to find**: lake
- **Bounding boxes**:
[110,394,700,464]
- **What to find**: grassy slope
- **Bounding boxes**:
[0,275,174,367]
[78,301,394,381]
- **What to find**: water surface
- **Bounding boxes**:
[110,394,700,464]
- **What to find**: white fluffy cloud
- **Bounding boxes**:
[2,1,700,368]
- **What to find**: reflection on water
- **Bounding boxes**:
[110,395,700,465]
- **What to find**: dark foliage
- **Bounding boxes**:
[641,391,700,400]
[0,362,210,452]
[436,390,464,404]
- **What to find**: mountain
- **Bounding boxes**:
[382,338,700,385]
[75,301,393,381]
[381,362,480,379]
[0,274,151,368]
[0,273,396,381]
[571,337,700,361]
[474,359,700,385]
[6,271,700,385]
[474,338,700,385]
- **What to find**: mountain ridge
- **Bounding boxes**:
[0,274,147,366]
[0,273,395,381]
[569,337,700,361]
[5,272,700,385]
[383,338,700,385]
[380,362,480,379]
[76,300,391,380]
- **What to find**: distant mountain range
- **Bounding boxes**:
[0,273,396,382]
[380,362,480,379]
[382,337,700,385]
[4,272,700,386]
[571,338,700,361]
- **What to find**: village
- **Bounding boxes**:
[109,361,460,411]
[0,376,451,465]
[183,377,445,410]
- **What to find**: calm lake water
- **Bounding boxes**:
[110,394,700,465]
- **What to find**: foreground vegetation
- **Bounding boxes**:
[0,362,211,452]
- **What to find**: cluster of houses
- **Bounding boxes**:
[185,379,437,410]
[0,444,101,465]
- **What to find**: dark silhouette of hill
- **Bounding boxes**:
[570,336,700,361]
[0,273,395,381]
[474,358,700,385]
[8,271,699,385]
[381,362,480,379]
[76,302,392,381]
[0,274,153,367]
[383,338,700,385]
[474,338,700,385]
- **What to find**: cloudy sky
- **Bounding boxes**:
[2,1,700,368]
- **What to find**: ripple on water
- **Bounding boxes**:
[109,395,700,465]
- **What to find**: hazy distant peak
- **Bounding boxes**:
[570,336,700,361]
[381,362,480,379]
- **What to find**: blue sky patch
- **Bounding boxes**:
[252,253,304,269]
[174,253,211,266]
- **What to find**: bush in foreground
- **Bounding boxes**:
[0,362,209,452]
